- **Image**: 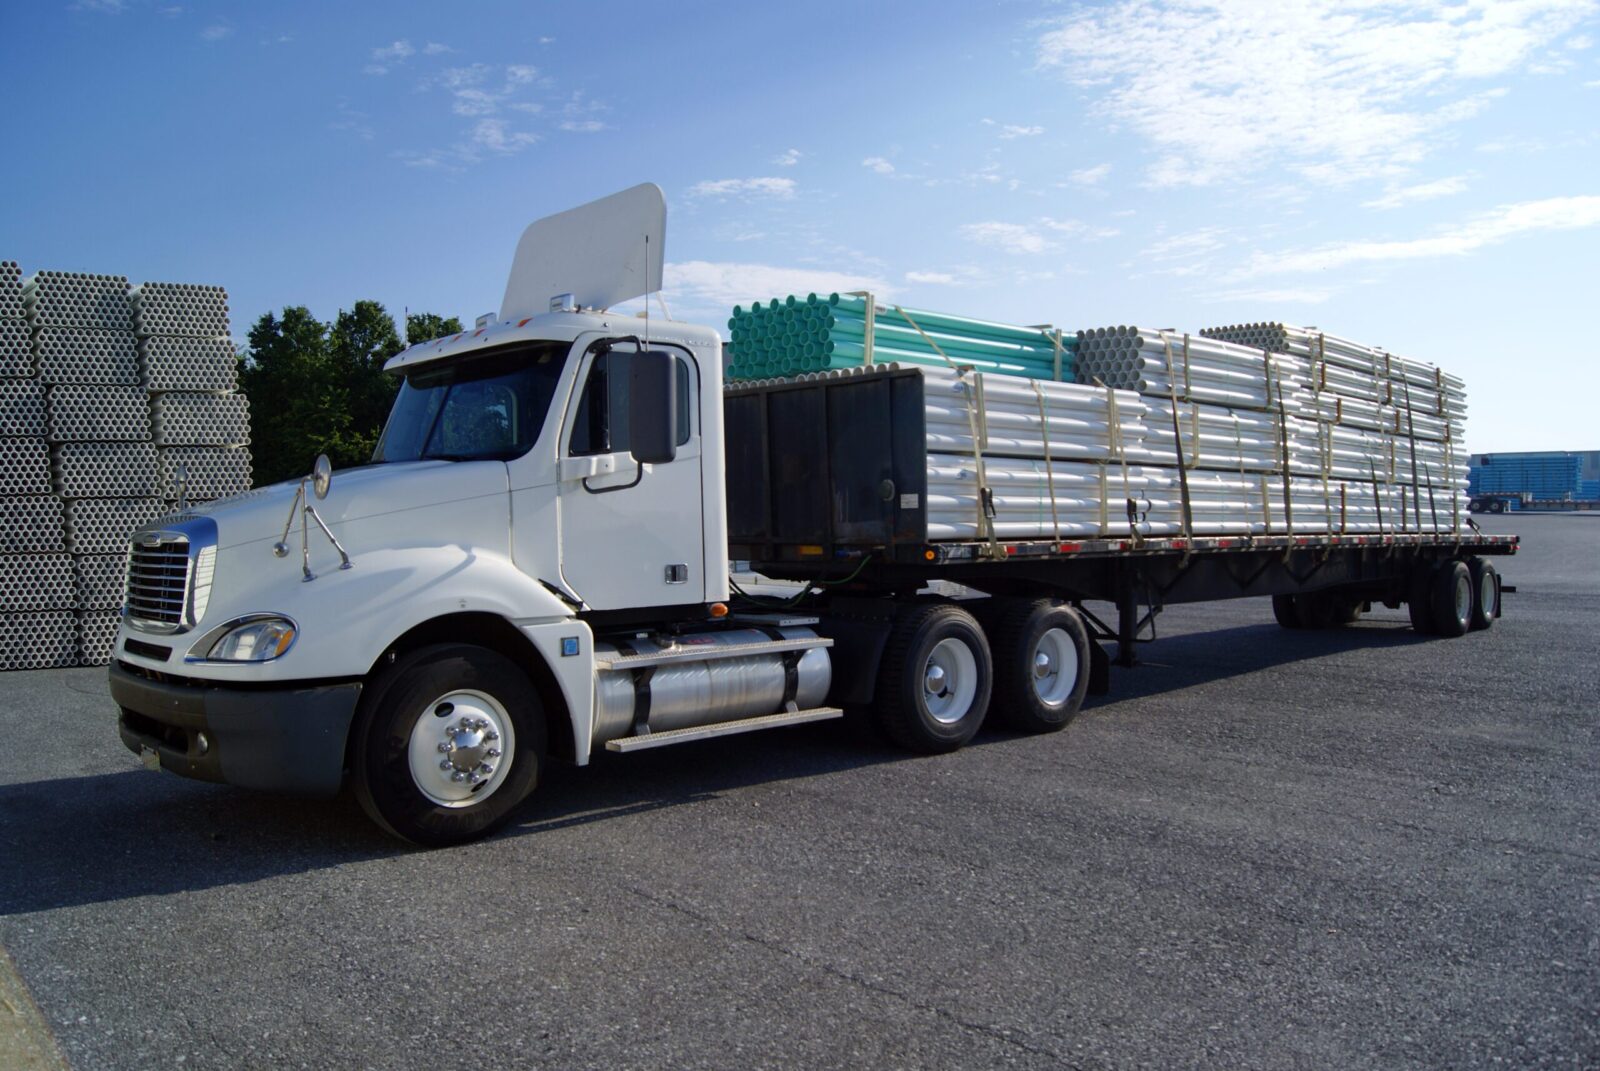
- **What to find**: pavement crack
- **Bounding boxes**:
[616,878,1084,1067]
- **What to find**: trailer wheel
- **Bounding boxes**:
[352,643,546,847]
[1271,595,1303,629]
[1407,563,1438,635]
[875,603,992,753]
[1429,560,1473,638]
[988,600,1090,733]
[1468,559,1498,631]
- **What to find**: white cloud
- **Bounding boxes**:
[1242,195,1600,276]
[960,222,1055,255]
[666,261,892,313]
[998,124,1044,139]
[905,271,959,285]
[687,177,797,200]
[1037,1,1597,185]
[366,40,413,73]
[1142,226,1230,261]
[1067,163,1112,186]
[538,36,555,45]
[559,120,607,133]
[71,0,125,12]
[504,64,538,85]
[470,118,539,154]
[200,24,231,41]
[861,156,895,175]
[1362,175,1471,210]
[423,42,453,55]
[452,89,500,117]
[773,148,802,167]
[961,218,1118,255]
[1207,286,1336,305]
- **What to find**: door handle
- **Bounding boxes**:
[560,453,631,482]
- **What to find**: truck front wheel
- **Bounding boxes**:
[875,603,992,753]
[352,643,546,847]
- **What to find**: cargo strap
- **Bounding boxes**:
[897,304,1001,556]
[1096,377,1138,544]
[1029,380,1062,542]
[1159,332,1194,539]
[1265,350,1294,542]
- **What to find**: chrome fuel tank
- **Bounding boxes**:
[592,627,831,745]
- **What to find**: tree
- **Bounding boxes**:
[330,300,405,466]
[238,304,463,487]
[239,306,345,487]
[406,312,464,345]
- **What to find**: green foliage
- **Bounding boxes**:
[239,302,446,487]
[406,312,464,345]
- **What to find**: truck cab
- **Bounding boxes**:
[110,185,841,844]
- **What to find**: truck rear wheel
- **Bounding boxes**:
[875,603,992,753]
[1468,558,1498,631]
[988,600,1090,733]
[1429,560,1473,638]
[1271,595,1302,629]
[352,643,546,847]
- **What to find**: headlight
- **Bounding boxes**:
[205,616,298,662]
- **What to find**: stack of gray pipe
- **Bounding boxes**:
[0,263,253,670]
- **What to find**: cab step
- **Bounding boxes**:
[605,707,843,752]
[595,636,831,671]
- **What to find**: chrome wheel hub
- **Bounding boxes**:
[1031,627,1079,707]
[406,690,515,808]
[923,637,979,725]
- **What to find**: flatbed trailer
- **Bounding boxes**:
[108,184,1517,846]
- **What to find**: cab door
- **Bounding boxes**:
[556,339,705,610]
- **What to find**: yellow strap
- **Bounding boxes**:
[1031,380,1062,543]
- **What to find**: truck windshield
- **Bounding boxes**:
[373,342,567,464]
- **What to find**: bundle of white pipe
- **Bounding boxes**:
[22,272,133,331]
[1075,326,1308,410]
[925,456,1467,539]
[131,282,230,338]
[1203,322,1466,406]
[918,364,1147,463]
[0,261,22,320]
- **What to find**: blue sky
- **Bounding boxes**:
[2,0,1597,452]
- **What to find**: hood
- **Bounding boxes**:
[185,460,510,549]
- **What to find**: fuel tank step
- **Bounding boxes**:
[595,635,831,671]
[605,706,843,752]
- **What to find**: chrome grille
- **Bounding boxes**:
[126,537,191,630]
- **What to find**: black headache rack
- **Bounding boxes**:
[722,368,1518,606]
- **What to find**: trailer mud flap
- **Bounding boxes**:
[1087,640,1111,697]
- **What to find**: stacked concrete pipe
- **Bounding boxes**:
[0,263,253,669]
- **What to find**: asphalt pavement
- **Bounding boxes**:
[0,513,1595,1069]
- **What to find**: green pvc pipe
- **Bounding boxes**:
[823,316,1068,360]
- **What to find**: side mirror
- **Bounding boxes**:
[628,350,677,465]
[312,454,333,499]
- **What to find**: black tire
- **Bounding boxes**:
[1429,560,1472,638]
[1407,563,1438,635]
[988,600,1091,733]
[352,643,546,847]
[1271,594,1303,629]
[1491,501,1506,514]
[1468,558,1498,631]
[875,603,992,753]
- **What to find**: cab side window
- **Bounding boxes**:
[568,350,693,457]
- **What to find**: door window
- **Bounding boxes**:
[568,349,693,457]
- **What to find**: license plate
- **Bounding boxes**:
[140,746,161,771]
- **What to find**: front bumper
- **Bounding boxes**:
[110,662,362,796]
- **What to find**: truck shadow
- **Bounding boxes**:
[0,619,1435,915]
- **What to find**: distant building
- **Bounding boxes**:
[1468,450,1600,499]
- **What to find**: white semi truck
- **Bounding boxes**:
[110,185,1517,845]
